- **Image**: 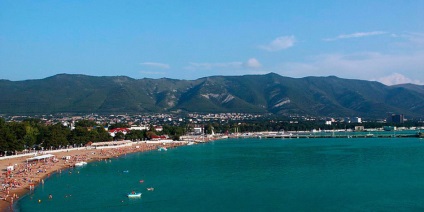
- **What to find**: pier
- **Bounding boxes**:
[261,134,419,139]
[232,131,422,139]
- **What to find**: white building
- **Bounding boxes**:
[352,117,362,123]
[129,125,149,131]
[108,128,129,137]
[194,127,203,134]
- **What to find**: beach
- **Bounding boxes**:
[0,142,183,211]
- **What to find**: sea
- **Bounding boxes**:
[16,137,424,211]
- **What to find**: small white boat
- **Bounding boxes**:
[366,133,374,137]
[187,141,195,145]
[158,147,167,151]
[147,187,154,191]
[75,162,87,166]
[128,192,142,198]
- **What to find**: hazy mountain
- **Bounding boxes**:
[1,73,423,118]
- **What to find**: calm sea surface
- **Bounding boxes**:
[17,138,424,211]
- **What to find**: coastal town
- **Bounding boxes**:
[1,112,423,155]
[1,112,421,134]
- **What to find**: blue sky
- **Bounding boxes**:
[1,0,423,85]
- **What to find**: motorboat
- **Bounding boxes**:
[75,162,87,166]
[128,192,142,198]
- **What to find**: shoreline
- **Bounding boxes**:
[0,142,185,211]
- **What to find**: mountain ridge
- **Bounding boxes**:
[0,73,423,118]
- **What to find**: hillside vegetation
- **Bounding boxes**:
[1,73,423,118]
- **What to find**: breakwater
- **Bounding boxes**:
[233,130,422,139]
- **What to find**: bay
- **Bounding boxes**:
[17,138,424,211]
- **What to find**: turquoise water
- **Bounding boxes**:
[17,138,424,211]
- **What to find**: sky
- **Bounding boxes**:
[1,0,423,85]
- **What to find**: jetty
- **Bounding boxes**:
[230,130,422,139]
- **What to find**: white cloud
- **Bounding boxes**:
[140,62,170,69]
[378,73,424,85]
[324,31,387,41]
[407,33,424,45]
[276,51,424,85]
[259,36,296,51]
[243,58,261,69]
[398,32,424,47]
[386,32,424,50]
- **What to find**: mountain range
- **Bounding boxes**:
[0,73,423,118]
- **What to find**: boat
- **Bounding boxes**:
[366,133,374,137]
[147,187,154,191]
[187,141,195,145]
[127,192,142,198]
[75,162,87,166]
[158,147,167,151]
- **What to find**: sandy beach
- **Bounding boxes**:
[0,142,183,211]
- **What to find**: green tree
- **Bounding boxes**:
[114,132,125,140]
[23,124,39,149]
[125,131,136,141]
[146,131,157,139]
[94,127,112,142]
[0,118,15,155]
[125,130,145,141]
[75,120,97,128]
[69,126,90,146]
[42,124,70,149]
[6,122,26,152]
[88,129,100,143]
